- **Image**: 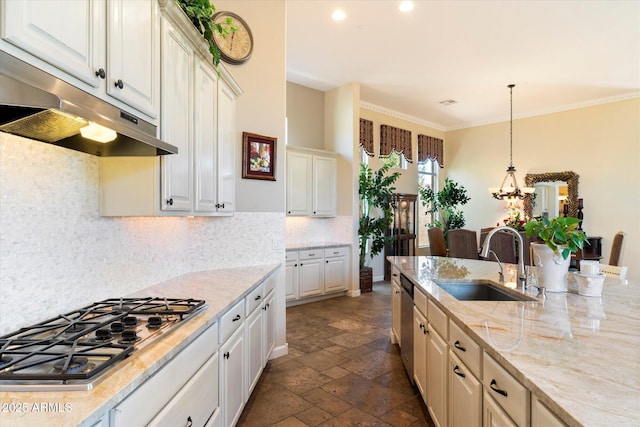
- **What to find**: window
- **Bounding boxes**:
[418,159,438,247]
[381,150,408,170]
[360,146,369,165]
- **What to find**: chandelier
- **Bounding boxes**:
[489,84,534,200]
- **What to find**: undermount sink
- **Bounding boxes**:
[434,280,536,302]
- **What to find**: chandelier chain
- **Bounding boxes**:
[509,84,514,168]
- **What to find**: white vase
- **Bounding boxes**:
[530,243,571,293]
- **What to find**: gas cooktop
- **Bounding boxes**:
[0,297,206,391]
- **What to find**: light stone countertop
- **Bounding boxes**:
[388,256,640,427]
[286,242,351,251]
[0,264,280,427]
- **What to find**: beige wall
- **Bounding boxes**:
[286,82,324,149]
[446,98,640,280]
[216,0,286,213]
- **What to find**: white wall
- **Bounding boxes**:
[286,82,325,150]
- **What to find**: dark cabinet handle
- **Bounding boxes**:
[216,203,226,209]
[263,305,267,311]
[255,295,262,301]
[454,340,467,352]
[186,415,193,426]
[490,379,508,397]
[224,352,229,359]
[453,365,466,378]
[395,290,400,294]
[232,314,241,322]
[392,273,398,277]
[419,323,424,330]
[166,198,173,206]
[95,68,106,79]
[424,328,429,335]
[114,79,124,89]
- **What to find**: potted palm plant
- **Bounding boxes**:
[524,216,587,292]
[359,163,401,292]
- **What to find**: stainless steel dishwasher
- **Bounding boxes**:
[400,274,414,385]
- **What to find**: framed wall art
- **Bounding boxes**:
[242,132,277,181]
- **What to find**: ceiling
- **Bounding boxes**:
[286,0,640,130]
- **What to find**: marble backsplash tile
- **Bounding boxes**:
[285,216,354,246]
[0,133,284,334]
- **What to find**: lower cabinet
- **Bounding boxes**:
[484,391,517,427]
[263,288,276,361]
[391,275,402,345]
[220,326,245,427]
[448,351,482,427]
[323,246,349,293]
[413,306,427,400]
[111,324,219,426]
[285,251,299,300]
[287,245,350,304]
[531,397,566,427]
[426,325,448,427]
[298,250,324,298]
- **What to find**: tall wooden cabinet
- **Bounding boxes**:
[384,193,417,280]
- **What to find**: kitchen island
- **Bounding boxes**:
[0,264,280,426]
[389,256,639,426]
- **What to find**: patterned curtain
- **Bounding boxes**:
[418,134,444,168]
[380,125,412,163]
[359,118,374,157]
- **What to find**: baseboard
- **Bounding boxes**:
[269,343,289,360]
[286,291,347,307]
[347,289,361,297]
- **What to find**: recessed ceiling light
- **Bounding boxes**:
[399,1,414,12]
[332,9,346,21]
[439,99,457,106]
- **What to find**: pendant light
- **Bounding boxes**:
[489,84,534,200]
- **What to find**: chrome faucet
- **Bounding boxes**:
[480,226,527,289]
[488,250,504,282]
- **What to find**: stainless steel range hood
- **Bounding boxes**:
[0,51,178,156]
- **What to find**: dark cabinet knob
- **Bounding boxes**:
[114,79,124,89]
[186,416,193,427]
[95,68,106,79]
[224,352,230,359]
[166,198,173,206]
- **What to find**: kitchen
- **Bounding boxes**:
[1,0,639,426]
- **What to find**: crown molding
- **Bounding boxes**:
[359,101,447,131]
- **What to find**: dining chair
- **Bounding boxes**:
[447,229,479,260]
[608,231,626,266]
[480,230,517,264]
[427,227,447,257]
[599,264,628,280]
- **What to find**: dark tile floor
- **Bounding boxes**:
[237,281,435,427]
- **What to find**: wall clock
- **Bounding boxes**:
[212,11,253,65]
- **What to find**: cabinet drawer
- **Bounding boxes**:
[112,324,218,426]
[483,353,530,427]
[428,299,448,339]
[391,266,401,285]
[324,246,348,258]
[299,249,323,260]
[220,299,245,343]
[246,282,265,315]
[449,320,481,378]
[414,288,428,317]
[148,352,218,426]
[285,251,298,262]
[263,273,276,296]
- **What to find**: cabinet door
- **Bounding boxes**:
[160,18,193,212]
[106,0,159,118]
[216,80,236,214]
[1,0,104,89]
[324,255,348,293]
[263,291,276,362]
[414,306,427,401]
[391,280,401,345]
[531,397,565,427]
[286,151,312,215]
[449,352,482,427]
[427,328,448,427]
[193,57,217,213]
[298,258,324,297]
[483,391,517,427]
[245,306,263,395]
[285,260,299,301]
[312,156,336,216]
[220,326,245,427]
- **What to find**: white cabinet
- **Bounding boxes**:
[413,306,428,400]
[426,324,448,427]
[111,324,219,426]
[245,300,264,395]
[1,0,159,120]
[484,391,517,427]
[263,288,276,362]
[323,247,349,293]
[531,397,565,427]
[99,2,241,217]
[298,250,324,298]
[483,353,530,427]
[449,351,482,427]
[285,251,299,301]
[286,147,337,217]
[391,269,402,345]
[220,326,245,427]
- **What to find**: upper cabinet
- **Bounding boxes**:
[99,0,241,217]
[1,0,160,121]
[286,147,337,217]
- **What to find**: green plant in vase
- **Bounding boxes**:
[524,216,587,259]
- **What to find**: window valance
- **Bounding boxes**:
[418,134,444,168]
[359,118,374,157]
[380,124,412,163]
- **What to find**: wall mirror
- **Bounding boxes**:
[523,171,579,219]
